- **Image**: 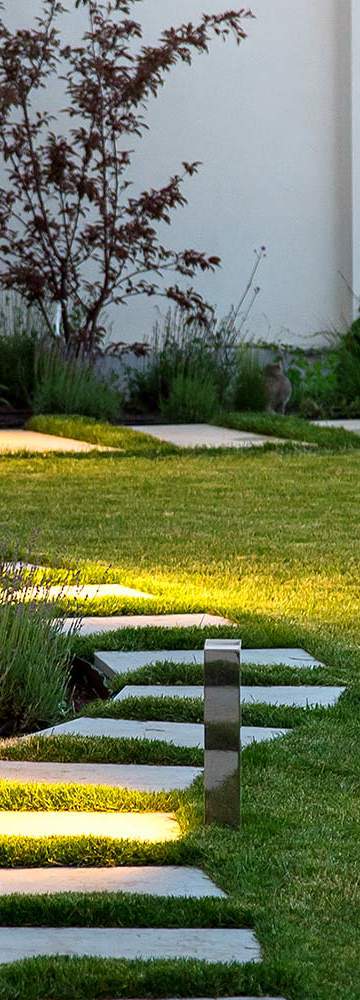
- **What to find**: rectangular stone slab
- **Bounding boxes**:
[114,684,345,709]
[0,926,260,964]
[61,614,232,636]
[17,583,153,601]
[0,865,226,898]
[0,760,201,790]
[131,422,285,449]
[36,716,289,748]
[95,646,323,678]
[0,811,180,842]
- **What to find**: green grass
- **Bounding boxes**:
[27,414,177,457]
[0,780,182,813]
[0,892,245,928]
[220,409,360,450]
[1,436,360,996]
[0,957,276,1000]
[0,835,193,869]
[82,694,342,730]
[0,733,202,767]
[106,659,348,692]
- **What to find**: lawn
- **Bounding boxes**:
[0,420,360,999]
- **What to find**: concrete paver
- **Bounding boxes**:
[114,684,345,709]
[36,716,289,748]
[0,811,180,842]
[0,865,226,898]
[61,613,232,635]
[0,760,200,791]
[0,926,260,964]
[0,430,115,453]
[131,423,286,449]
[94,646,323,677]
[313,418,360,433]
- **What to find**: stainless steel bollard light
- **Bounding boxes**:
[204,638,241,828]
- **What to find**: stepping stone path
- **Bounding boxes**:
[0,429,117,453]
[0,759,201,791]
[95,646,324,677]
[0,629,340,994]
[0,865,226,898]
[0,811,181,842]
[0,926,260,965]
[114,683,344,709]
[61,612,232,634]
[131,422,288,449]
[18,582,154,601]
[38,716,289,749]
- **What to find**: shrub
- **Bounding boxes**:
[229,345,267,412]
[0,293,44,408]
[0,563,73,735]
[160,370,219,422]
[287,325,360,418]
[126,308,239,416]
[287,352,339,417]
[126,249,268,418]
[33,345,121,422]
[336,321,360,407]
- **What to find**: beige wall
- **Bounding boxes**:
[3,1,354,346]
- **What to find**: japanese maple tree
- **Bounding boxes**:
[0,0,253,353]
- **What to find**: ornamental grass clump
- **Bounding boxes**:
[0,562,73,736]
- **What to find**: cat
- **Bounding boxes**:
[264,361,292,414]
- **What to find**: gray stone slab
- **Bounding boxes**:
[0,865,225,898]
[0,812,180,842]
[36,716,289,748]
[61,613,232,636]
[0,430,115,453]
[0,926,260,964]
[95,646,323,678]
[313,418,360,433]
[131,422,286,449]
[114,684,345,709]
[0,759,200,791]
[18,583,153,601]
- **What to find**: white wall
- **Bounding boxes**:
[2,0,354,347]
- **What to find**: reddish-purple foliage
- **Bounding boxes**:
[0,0,253,353]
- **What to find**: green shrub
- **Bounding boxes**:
[33,346,121,421]
[335,322,360,408]
[0,294,43,407]
[160,370,218,422]
[287,328,360,418]
[0,563,72,735]
[126,308,236,415]
[287,352,339,417]
[229,345,267,411]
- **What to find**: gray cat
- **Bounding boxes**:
[264,362,292,414]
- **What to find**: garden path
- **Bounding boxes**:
[0,632,341,994]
